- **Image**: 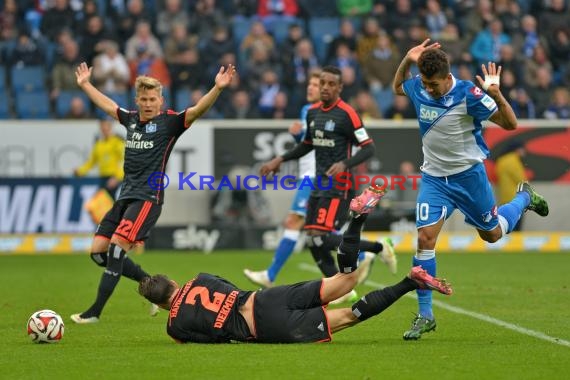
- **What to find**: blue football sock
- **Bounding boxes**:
[498,192,529,234]
[413,250,436,320]
[267,230,300,282]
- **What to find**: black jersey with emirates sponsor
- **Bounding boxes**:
[117,107,188,204]
[304,99,373,198]
[167,273,253,343]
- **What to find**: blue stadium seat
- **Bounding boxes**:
[11,66,46,93]
[0,90,10,118]
[0,66,6,92]
[232,17,254,43]
[308,18,340,63]
[175,88,191,110]
[55,91,90,118]
[373,88,395,114]
[15,91,51,119]
[94,91,129,118]
[270,18,302,45]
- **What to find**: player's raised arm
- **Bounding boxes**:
[392,39,441,96]
[75,62,119,120]
[184,64,236,126]
[476,62,517,130]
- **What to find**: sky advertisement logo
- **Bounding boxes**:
[147,172,421,192]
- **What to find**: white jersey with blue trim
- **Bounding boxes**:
[297,103,316,178]
[403,75,498,177]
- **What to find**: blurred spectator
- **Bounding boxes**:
[256,69,282,117]
[398,20,429,57]
[462,0,494,42]
[510,88,536,119]
[77,0,100,26]
[385,0,421,43]
[0,0,22,42]
[337,0,373,17]
[282,38,319,110]
[232,0,258,17]
[326,19,357,64]
[328,41,360,75]
[240,20,276,62]
[362,33,400,91]
[279,22,305,68]
[156,0,189,41]
[189,0,228,41]
[543,87,570,120]
[423,0,448,39]
[538,0,570,41]
[350,89,382,120]
[200,26,235,78]
[51,38,83,99]
[8,30,45,67]
[513,15,547,60]
[498,43,523,80]
[455,62,474,81]
[340,65,362,102]
[522,44,552,89]
[188,88,223,118]
[297,0,339,18]
[80,15,115,65]
[500,68,517,104]
[256,0,299,28]
[549,28,570,79]
[469,18,511,66]
[384,95,416,120]
[128,44,171,87]
[92,40,130,94]
[270,90,295,119]
[64,96,91,119]
[163,23,203,91]
[224,89,260,119]
[114,0,153,50]
[439,23,470,67]
[496,0,522,37]
[528,67,555,117]
[40,0,78,41]
[243,41,275,93]
[125,20,163,62]
[356,16,381,65]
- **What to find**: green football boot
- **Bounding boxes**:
[403,314,436,340]
[517,181,549,217]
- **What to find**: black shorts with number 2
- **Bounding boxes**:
[95,199,162,243]
[304,195,351,232]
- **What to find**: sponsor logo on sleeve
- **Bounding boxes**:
[354,128,369,143]
[481,94,497,111]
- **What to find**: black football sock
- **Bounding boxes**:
[337,214,368,273]
[325,234,383,254]
[308,235,339,277]
[89,251,108,267]
[81,244,125,318]
[121,256,150,282]
[351,277,418,321]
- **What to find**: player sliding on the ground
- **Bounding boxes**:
[139,187,453,343]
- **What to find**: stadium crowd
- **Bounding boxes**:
[0,0,569,120]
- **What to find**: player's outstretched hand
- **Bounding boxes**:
[260,157,283,176]
[214,64,236,90]
[406,38,441,63]
[476,62,501,95]
[75,62,92,87]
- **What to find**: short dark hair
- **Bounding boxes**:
[417,49,450,79]
[138,275,176,306]
[321,65,342,81]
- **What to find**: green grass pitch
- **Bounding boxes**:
[1,251,569,380]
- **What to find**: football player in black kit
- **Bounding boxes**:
[260,66,390,299]
[139,188,452,343]
[71,61,236,324]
